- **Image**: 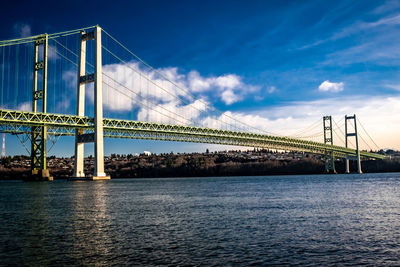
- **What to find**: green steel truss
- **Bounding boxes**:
[323,116,336,173]
[31,34,48,174]
[0,109,385,160]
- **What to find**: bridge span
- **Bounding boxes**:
[0,108,384,159]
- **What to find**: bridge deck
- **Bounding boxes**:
[0,109,384,160]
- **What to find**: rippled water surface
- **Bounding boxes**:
[1,173,400,266]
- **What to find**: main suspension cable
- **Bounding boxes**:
[357,117,380,150]
[101,28,280,136]
[49,44,194,126]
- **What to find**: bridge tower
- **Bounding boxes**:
[72,26,109,180]
[30,34,53,181]
[345,114,362,174]
[323,116,336,173]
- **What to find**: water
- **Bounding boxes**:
[1,173,400,266]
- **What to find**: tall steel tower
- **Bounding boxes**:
[323,116,336,173]
[345,114,362,174]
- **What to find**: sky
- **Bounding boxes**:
[1,0,400,156]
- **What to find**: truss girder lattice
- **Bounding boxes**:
[0,109,384,160]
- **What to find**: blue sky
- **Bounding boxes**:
[1,0,400,156]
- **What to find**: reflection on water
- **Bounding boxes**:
[24,183,52,265]
[70,182,113,265]
[1,173,400,265]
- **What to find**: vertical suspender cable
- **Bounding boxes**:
[27,44,32,104]
[53,41,56,113]
[103,37,107,118]
[1,46,4,106]
[26,44,30,104]
[62,42,65,114]
[63,37,67,114]
[15,45,19,109]
[7,46,11,108]
[24,44,27,103]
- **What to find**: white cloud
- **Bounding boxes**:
[48,45,61,60]
[192,95,400,151]
[221,90,241,105]
[100,62,183,112]
[97,61,258,114]
[187,71,241,93]
[368,13,400,27]
[214,74,241,89]
[299,11,400,51]
[187,70,257,104]
[137,99,208,125]
[56,63,400,150]
[17,102,31,112]
[75,61,399,150]
[253,85,276,101]
[318,80,344,92]
[372,1,400,14]
[385,84,400,91]
[268,86,276,93]
[187,71,212,92]
[62,69,76,88]
[13,23,31,38]
[227,96,400,150]
[202,111,270,132]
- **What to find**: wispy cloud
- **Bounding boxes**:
[329,14,400,41]
[254,86,276,101]
[322,33,400,66]
[385,84,400,91]
[267,86,276,94]
[13,23,31,38]
[372,0,400,15]
[299,9,400,51]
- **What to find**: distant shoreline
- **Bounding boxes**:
[1,149,399,180]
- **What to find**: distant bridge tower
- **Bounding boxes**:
[1,133,5,158]
[72,26,109,180]
[345,114,362,174]
[323,116,336,173]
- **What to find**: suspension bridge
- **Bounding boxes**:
[0,25,384,180]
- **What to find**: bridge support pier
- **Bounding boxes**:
[71,26,109,181]
[345,114,362,174]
